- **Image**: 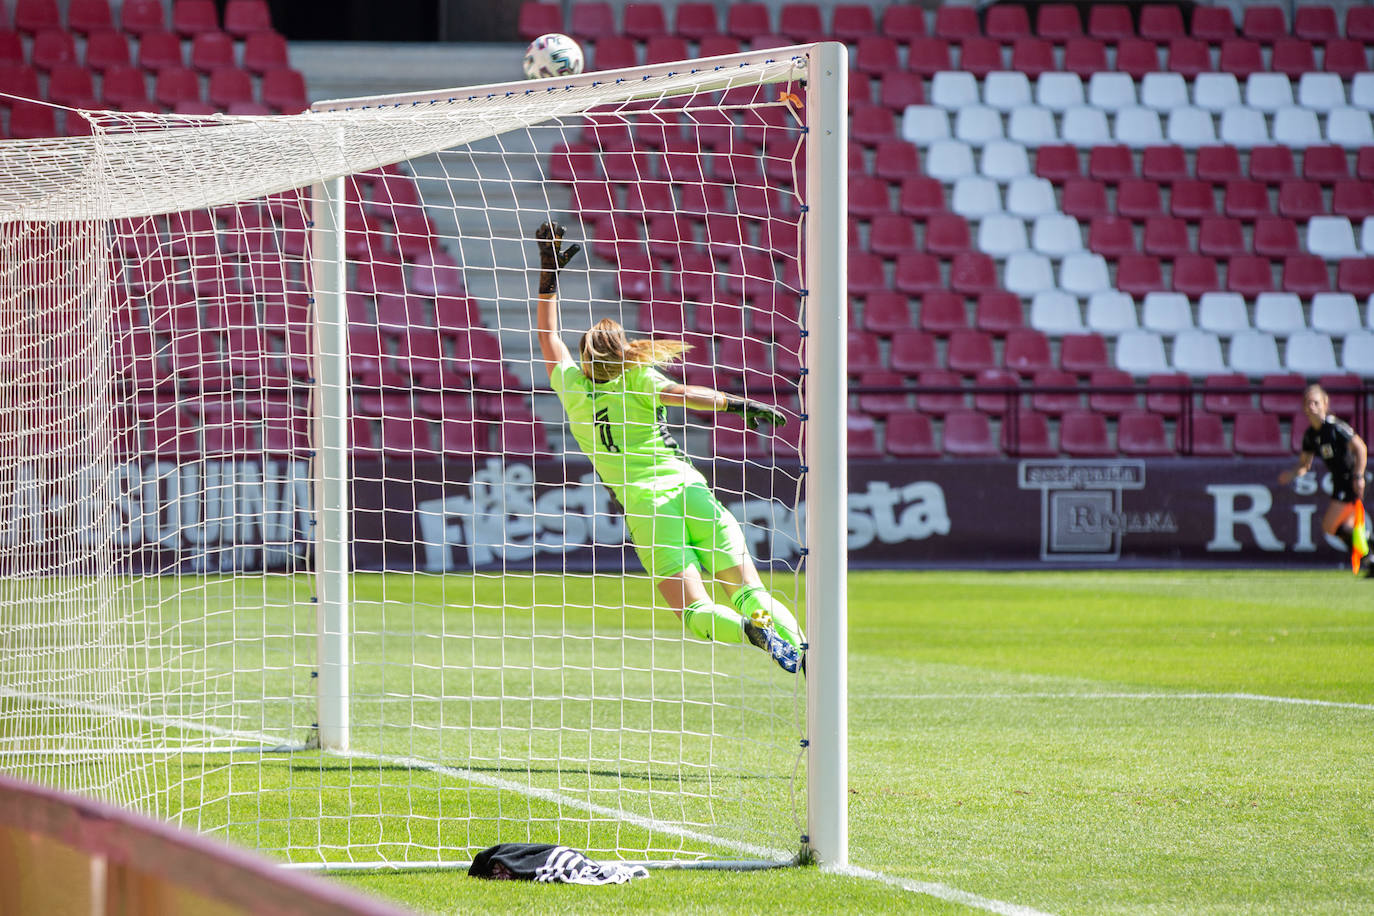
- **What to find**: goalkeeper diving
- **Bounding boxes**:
[530,221,804,674]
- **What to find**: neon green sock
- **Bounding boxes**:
[731,585,805,649]
[683,600,745,643]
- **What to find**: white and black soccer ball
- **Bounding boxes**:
[523,33,585,80]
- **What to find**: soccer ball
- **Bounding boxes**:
[523,33,585,80]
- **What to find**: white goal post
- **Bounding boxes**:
[0,42,848,869]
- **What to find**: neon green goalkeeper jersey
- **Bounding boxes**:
[550,358,705,500]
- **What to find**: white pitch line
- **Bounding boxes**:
[861,692,1374,712]
[0,685,1052,915]
[829,864,1056,916]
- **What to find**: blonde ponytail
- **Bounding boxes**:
[579,318,691,383]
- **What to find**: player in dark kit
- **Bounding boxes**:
[1279,383,1370,574]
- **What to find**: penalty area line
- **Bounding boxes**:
[830,864,1056,916]
[860,691,1374,711]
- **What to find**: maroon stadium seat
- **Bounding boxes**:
[934,6,979,40]
[831,4,877,42]
[261,68,308,112]
[881,5,925,42]
[84,29,130,70]
[1088,216,1136,257]
[1222,180,1271,219]
[975,368,1024,415]
[1227,255,1276,297]
[622,3,667,40]
[7,100,55,137]
[1181,412,1231,456]
[1089,369,1140,416]
[1010,37,1056,79]
[986,4,1030,42]
[569,2,616,41]
[1202,373,1254,416]
[1001,410,1056,457]
[942,409,997,457]
[1252,217,1300,258]
[1172,255,1220,298]
[946,329,997,376]
[1062,178,1109,220]
[121,0,165,33]
[1116,38,1161,79]
[778,3,824,42]
[1117,180,1163,220]
[1190,6,1235,42]
[848,414,882,459]
[1198,217,1246,258]
[1036,145,1082,183]
[725,2,771,39]
[898,176,945,218]
[1219,39,1264,78]
[1295,5,1338,40]
[885,411,939,458]
[1060,410,1114,457]
[1259,373,1305,414]
[1282,255,1331,295]
[1060,333,1111,376]
[894,251,941,294]
[12,0,57,34]
[1116,255,1165,297]
[517,1,562,40]
[46,64,96,108]
[137,30,183,70]
[857,370,909,415]
[1030,369,1081,416]
[172,0,219,36]
[1118,411,1173,456]
[1089,145,1135,183]
[890,331,940,375]
[957,37,1004,79]
[1143,216,1189,258]
[191,30,236,72]
[223,0,272,36]
[1146,372,1192,417]
[1004,329,1054,377]
[1142,5,1188,40]
[154,66,201,109]
[1322,40,1368,80]
[1037,3,1082,41]
[1271,39,1316,79]
[1088,4,1134,41]
[949,252,998,296]
[674,3,717,40]
[1165,38,1211,79]
[1062,38,1108,78]
[973,291,1024,335]
[905,37,951,76]
[1142,145,1188,183]
[1233,411,1288,456]
[917,291,968,335]
[1241,5,1286,41]
[1249,146,1296,184]
[1277,180,1324,220]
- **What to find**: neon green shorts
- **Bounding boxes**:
[622,479,749,581]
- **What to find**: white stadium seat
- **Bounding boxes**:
[924,139,975,181]
[1350,74,1374,112]
[1140,72,1189,112]
[1029,290,1085,333]
[1361,217,1374,254]
[1171,329,1226,375]
[1271,106,1323,148]
[1327,107,1374,146]
[1113,106,1164,147]
[950,175,1003,219]
[929,71,979,109]
[1006,105,1057,147]
[1036,72,1084,112]
[980,139,1030,181]
[1005,175,1057,218]
[1059,252,1111,296]
[1228,329,1282,375]
[1219,106,1269,147]
[1285,331,1339,374]
[1003,251,1056,296]
[1087,71,1136,112]
[1342,331,1374,373]
[1245,73,1294,113]
[984,71,1032,112]
[1196,292,1250,336]
[1030,213,1083,257]
[1297,73,1346,113]
[1141,292,1194,334]
[1306,216,1359,260]
[954,104,1004,146]
[900,105,950,143]
[1254,292,1307,336]
[1115,330,1170,375]
[1086,290,1139,333]
[1166,107,1217,147]
[976,214,1029,257]
[1309,293,1363,335]
[1194,73,1241,113]
[1061,105,1111,145]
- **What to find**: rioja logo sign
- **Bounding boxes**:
[1018,460,1178,561]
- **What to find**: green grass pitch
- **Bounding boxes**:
[326,570,1374,915]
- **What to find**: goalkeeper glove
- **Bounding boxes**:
[535,221,582,295]
[722,395,786,431]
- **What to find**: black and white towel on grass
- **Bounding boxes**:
[469,844,650,885]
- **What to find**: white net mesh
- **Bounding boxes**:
[0,47,819,866]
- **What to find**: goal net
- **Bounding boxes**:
[0,43,847,868]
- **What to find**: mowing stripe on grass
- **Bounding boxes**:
[2,686,1050,914]
[866,692,1374,711]
[830,864,1055,916]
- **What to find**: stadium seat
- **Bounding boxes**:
[1285,331,1339,374]
[208,67,254,109]
[1222,181,1270,220]
[934,6,978,40]
[1253,217,1301,258]
[980,140,1030,181]
[1062,106,1110,146]
[1118,411,1173,456]
[1227,255,1277,297]
[985,4,1030,41]
[1116,179,1162,220]
[1259,373,1305,414]
[261,68,308,112]
[915,369,965,414]
[1166,108,1217,148]
[29,28,74,70]
[1063,38,1108,79]
[1172,255,1220,299]
[153,66,201,109]
[1227,332,1282,377]
[1002,410,1057,456]
[894,251,941,294]
[946,329,997,376]
[885,411,939,458]
[46,65,96,108]
[1196,292,1248,336]
[1166,38,1212,79]
[984,71,1032,113]
[974,291,1025,335]
[1172,330,1226,375]
[951,176,1001,219]
[1087,72,1136,113]
[172,0,219,36]
[1337,258,1374,297]
[880,4,925,42]
[1334,181,1374,220]
[1088,368,1140,415]
[1010,37,1055,79]
[1088,145,1133,183]
[1007,176,1058,219]
[1037,72,1084,112]
[856,35,902,75]
[941,409,998,456]
[1142,4,1188,40]
[191,30,237,72]
[916,292,967,335]
[1342,332,1374,374]
[1060,333,1111,375]
[84,29,130,71]
[1310,293,1363,335]
[879,72,924,110]
[831,4,877,41]
[1087,4,1133,41]
[1086,291,1138,334]
[857,370,908,416]
[1116,39,1162,79]
[1219,107,1270,148]
[1059,410,1113,457]
[622,3,667,39]
[1182,412,1231,456]
[1035,144,1082,183]
[1004,328,1054,376]
[1003,252,1054,297]
[1146,372,1192,417]
[1233,411,1288,456]
[8,100,55,138]
[1199,217,1246,258]
[672,3,716,40]
[1141,292,1193,335]
[1007,105,1057,146]
[1116,255,1165,297]
[1143,217,1189,258]
[848,414,882,459]
[949,252,998,295]
[1030,213,1081,257]
[223,0,272,36]
[889,330,939,375]
[976,368,1024,414]
[136,29,183,70]
[517,1,562,40]
[977,215,1028,257]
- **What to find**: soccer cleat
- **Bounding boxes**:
[742,620,801,674]
[1352,503,1368,558]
